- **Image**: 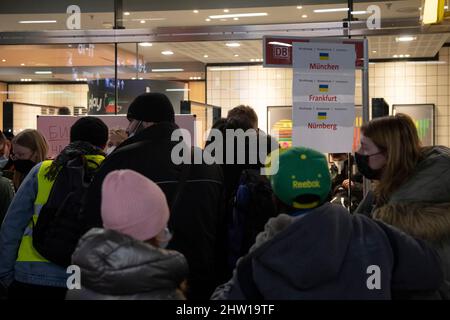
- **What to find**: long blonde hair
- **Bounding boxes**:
[12,129,48,189]
[361,114,422,205]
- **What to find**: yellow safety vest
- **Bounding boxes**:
[16,155,104,263]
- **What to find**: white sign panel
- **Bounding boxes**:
[292,42,356,153]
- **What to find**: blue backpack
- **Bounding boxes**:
[227,169,278,270]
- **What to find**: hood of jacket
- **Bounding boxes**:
[245,202,442,299]
[390,146,450,204]
[71,228,188,296]
[250,203,355,292]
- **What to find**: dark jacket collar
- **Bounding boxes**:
[117,122,179,150]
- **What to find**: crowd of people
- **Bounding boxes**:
[0,92,449,300]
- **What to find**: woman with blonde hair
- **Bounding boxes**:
[11,129,48,190]
[354,113,450,215]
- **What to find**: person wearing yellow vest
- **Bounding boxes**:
[0,117,108,299]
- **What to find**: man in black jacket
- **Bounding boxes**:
[82,93,224,300]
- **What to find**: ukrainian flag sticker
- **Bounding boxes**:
[317,112,327,120]
[319,52,329,60]
[319,84,329,92]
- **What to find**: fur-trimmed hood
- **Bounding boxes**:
[373,202,450,246]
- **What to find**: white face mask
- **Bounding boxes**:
[0,156,8,169]
[106,146,116,155]
[333,160,346,174]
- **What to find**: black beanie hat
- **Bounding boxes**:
[70,116,109,148]
[127,93,175,123]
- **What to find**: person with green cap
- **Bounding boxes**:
[212,147,444,299]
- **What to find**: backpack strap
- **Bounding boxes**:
[236,254,264,300]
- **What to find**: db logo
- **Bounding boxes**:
[273,46,290,60]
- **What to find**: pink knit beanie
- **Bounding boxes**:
[101,169,169,241]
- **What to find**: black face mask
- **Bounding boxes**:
[13,159,36,175]
[355,152,384,180]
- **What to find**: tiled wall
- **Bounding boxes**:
[8,84,88,133]
[207,47,450,147]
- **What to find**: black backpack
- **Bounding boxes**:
[227,169,278,271]
[32,156,100,267]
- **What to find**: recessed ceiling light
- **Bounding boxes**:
[399,54,404,58]
[234,17,239,20]
[396,36,416,42]
[224,9,230,13]
[314,8,349,13]
[19,20,57,24]
[139,77,144,80]
[139,42,153,47]
[131,77,136,80]
[1,59,6,62]
[393,55,398,58]
[250,59,255,62]
[140,20,146,24]
[166,88,191,92]
[297,6,303,9]
[151,68,184,72]
[203,54,209,58]
[20,63,25,66]
[161,50,174,55]
[234,54,239,57]
[124,12,130,16]
[226,42,241,47]
[205,18,211,22]
[351,11,368,15]
[405,54,411,57]
[35,71,52,74]
[209,13,268,19]
[302,14,308,18]
[372,50,377,53]
[193,10,199,14]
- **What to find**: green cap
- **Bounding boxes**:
[268,147,331,209]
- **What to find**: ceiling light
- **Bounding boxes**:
[124,12,130,16]
[396,36,416,42]
[139,77,144,80]
[1,59,6,62]
[20,63,25,66]
[209,13,268,19]
[161,50,174,55]
[224,9,229,13]
[131,77,136,80]
[226,42,241,47]
[166,88,191,92]
[193,10,199,14]
[297,6,303,9]
[399,54,404,58]
[313,8,349,13]
[203,55,209,58]
[234,18,239,20]
[234,54,239,57]
[393,55,398,58]
[302,14,308,18]
[351,11,368,15]
[372,50,377,53]
[140,20,146,24]
[446,6,449,9]
[35,71,52,74]
[209,67,246,71]
[250,59,255,62]
[405,54,411,57]
[151,68,184,72]
[19,20,57,24]
[422,0,445,24]
[139,42,153,47]
[205,18,211,22]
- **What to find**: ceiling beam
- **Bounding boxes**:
[0,18,448,44]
